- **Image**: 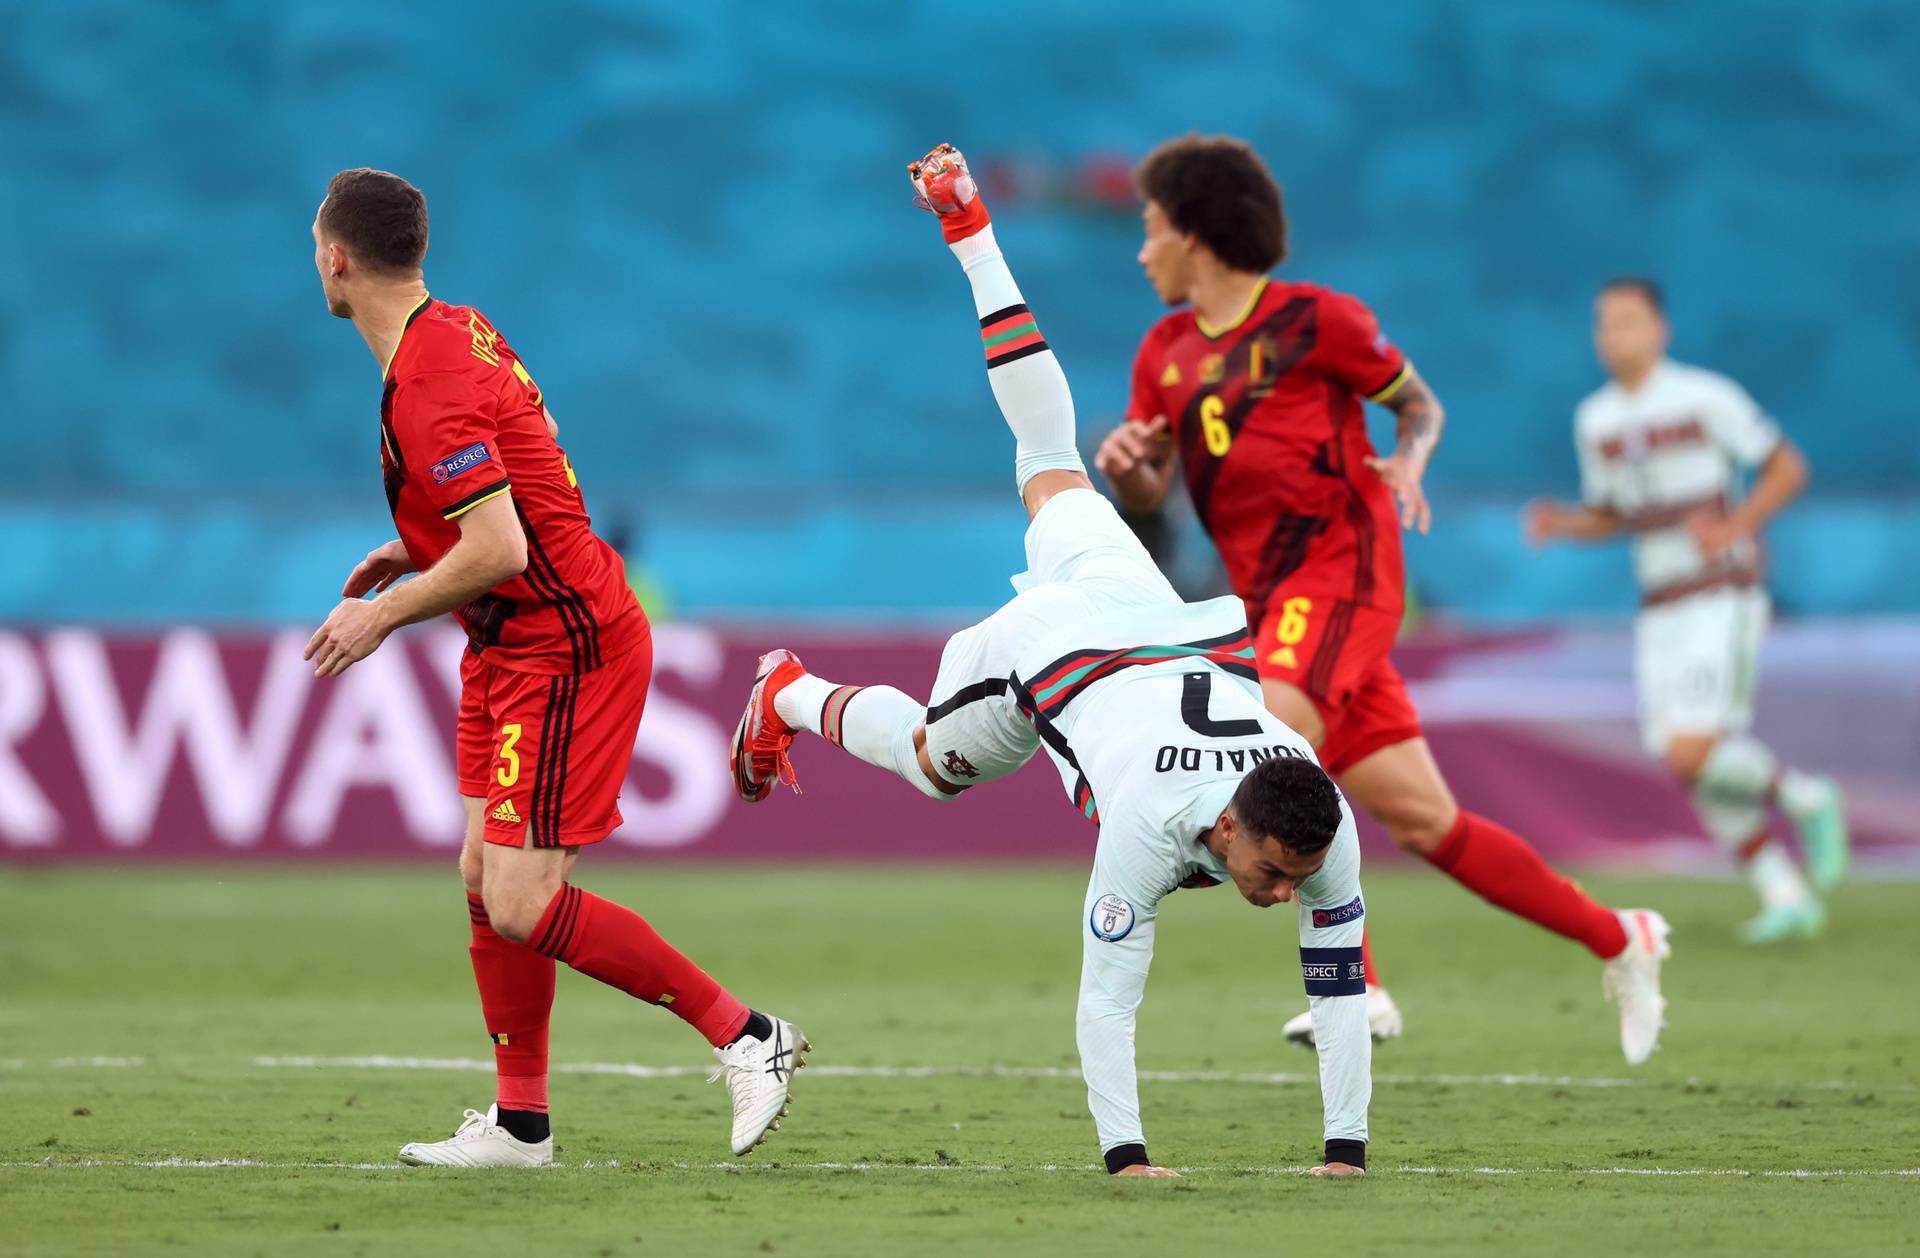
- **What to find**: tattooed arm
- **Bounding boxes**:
[1364,366,1445,534]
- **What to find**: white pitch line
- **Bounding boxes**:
[5,1054,1911,1094]
[2,1158,1914,1178]
[0,1056,147,1070]
[245,1056,1919,1094]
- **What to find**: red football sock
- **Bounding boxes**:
[1425,812,1628,960]
[1361,929,1380,986]
[467,893,555,1113]
[530,884,751,1048]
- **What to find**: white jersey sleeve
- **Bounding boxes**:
[1295,806,1371,1155]
[1074,819,1175,1164]
[1696,372,1781,469]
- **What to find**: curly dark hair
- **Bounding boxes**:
[320,168,428,273]
[1134,134,1287,273]
[1228,753,1342,854]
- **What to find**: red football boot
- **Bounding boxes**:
[730,648,806,802]
[908,143,991,243]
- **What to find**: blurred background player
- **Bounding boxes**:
[1094,135,1668,1058]
[304,169,805,1165]
[1526,279,1850,943]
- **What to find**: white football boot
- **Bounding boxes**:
[709,1014,810,1156]
[1602,909,1672,1065]
[398,1105,552,1167]
[1282,984,1404,1049]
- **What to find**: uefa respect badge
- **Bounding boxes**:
[430,442,492,484]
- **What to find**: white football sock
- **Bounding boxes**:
[775,674,951,802]
[953,225,1085,495]
[1773,766,1831,820]
[1690,785,1813,910]
[1746,841,1815,911]
[773,674,836,732]
[1695,735,1778,803]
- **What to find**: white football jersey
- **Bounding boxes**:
[1009,595,1370,1156]
[1574,359,1781,597]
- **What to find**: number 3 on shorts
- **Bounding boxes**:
[496,723,523,788]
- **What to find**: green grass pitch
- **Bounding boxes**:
[3,865,1915,1255]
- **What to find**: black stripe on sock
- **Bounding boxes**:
[533,884,571,955]
[985,340,1050,368]
[978,302,1030,328]
[554,885,584,955]
[537,884,582,959]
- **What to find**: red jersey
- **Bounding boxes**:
[379,296,647,674]
[1127,279,1413,618]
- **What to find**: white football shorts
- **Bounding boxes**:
[922,489,1180,789]
[1634,585,1769,755]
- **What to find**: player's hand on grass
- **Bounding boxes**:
[1114,1163,1180,1177]
[305,596,395,677]
[341,539,417,598]
[1307,1163,1366,1177]
[1364,451,1432,534]
[1095,415,1169,481]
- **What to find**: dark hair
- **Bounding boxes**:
[1229,754,1342,855]
[320,168,428,273]
[1600,276,1664,315]
[1135,134,1287,273]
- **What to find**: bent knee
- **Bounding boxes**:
[459,850,485,898]
[1665,737,1717,786]
[481,886,553,945]
[1373,799,1459,854]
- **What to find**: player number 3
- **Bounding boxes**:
[496,723,523,788]
[1199,395,1232,457]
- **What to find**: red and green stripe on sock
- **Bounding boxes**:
[980,303,1048,367]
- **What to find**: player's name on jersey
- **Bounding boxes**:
[1153,743,1310,774]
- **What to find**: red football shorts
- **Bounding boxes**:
[456,633,652,848]
[1252,593,1422,775]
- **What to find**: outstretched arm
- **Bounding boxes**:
[1077,891,1168,1175]
[1297,812,1371,1175]
[1074,836,1177,1176]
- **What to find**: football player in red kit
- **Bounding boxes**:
[304,168,805,1165]
[1095,136,1670,1063]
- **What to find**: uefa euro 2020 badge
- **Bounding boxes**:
[1090,893,1135,942]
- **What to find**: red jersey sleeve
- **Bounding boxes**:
[392,371,512,520]
[1312,291,1411,403]
[1125,326,1168,425]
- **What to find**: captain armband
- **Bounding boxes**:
[1299,945,1367,997]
